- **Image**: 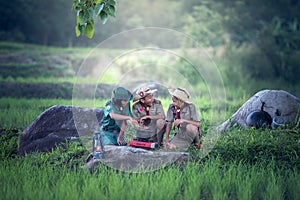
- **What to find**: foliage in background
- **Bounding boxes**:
[0,0,183,47]
[0,0,76,46]
[183,0,300,91]
[1,0,300,94]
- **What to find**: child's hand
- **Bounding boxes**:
[164,141,176,149]
[117,137,127,146]
[174,119,183,127]
[140,116,151,121]
[129,117,138,125]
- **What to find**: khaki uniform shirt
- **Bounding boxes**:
[166,103,200,123]
[166,103,200,148]
[132,99,165,135]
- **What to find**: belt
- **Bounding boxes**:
[102,127,119,133]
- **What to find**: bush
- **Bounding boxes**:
[0,128,20,159]
[210,127,300,169]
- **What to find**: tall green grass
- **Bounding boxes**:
[0,98,299,200]
[1,154,299,200]
[0,98,68,129]
[209,128,300,169]
[0,98,106,129]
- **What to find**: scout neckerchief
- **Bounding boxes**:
[172,105,181,120]
[141,102,150,115]
[174,103,190,120]
[173,104,190,131]
[175,108,181,120]
[172,105,181,130]
[139,102,151,126]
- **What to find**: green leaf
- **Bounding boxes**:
[73,1,84,11]
[103,6,114,17]
[107,0,116,6]
[79,24,86,34]
[95,0,103,4]
[77,10,86,25]
[85,22,94,38]
[100,11,108,24]
[75,25,81,37]
[108,5,116,17]
[72,0,80,9]
[88,7,94,18]
[95,3,104,16]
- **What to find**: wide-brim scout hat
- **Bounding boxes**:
[112,87,132,101]
[168,87,192,104]
[133,87,157,102]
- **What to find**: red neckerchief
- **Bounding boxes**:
[141,103,150,115]
[172,106,181,130]
[176,108,180,119]
[176,103,188,119]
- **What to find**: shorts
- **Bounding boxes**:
[170,130,194,149]
[101,128,124,146]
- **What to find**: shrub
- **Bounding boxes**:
[210,127,300,169]
[0,128,20,159]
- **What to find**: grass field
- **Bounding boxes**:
[0,42,299,200]
[1,131,300,200]
[1,153,300,200]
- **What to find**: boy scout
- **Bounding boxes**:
[164,87,202,149]
[132,87,165,146]
[100,87,138,146]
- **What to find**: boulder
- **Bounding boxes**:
[84,145,192,173]
[18,105,103,155]
[217,90,300,132]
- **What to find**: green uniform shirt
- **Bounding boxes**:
[101,99,132,131]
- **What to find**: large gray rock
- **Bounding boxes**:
[18,105,103,155]
[218,90,300,132]
[84,145,193,173]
